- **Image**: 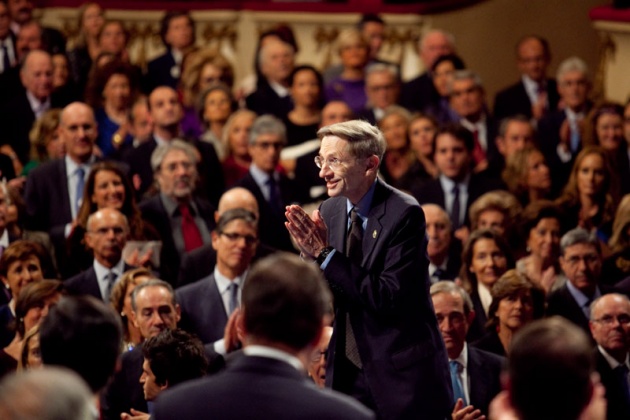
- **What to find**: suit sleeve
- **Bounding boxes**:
[323,204,426,313]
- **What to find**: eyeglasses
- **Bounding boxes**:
[311,350,328,362]
[162,161,194,173]
[88,227,126,236]
[220,232,258,245]
[314,155,357,170]
[593,314,630,327]
[254,141,283,150]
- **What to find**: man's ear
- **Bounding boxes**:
[366,155,379,173]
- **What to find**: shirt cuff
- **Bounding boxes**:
[319,249,336,270]
[213,338,226,355]
[556,144,572,163]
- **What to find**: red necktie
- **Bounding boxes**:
[180,204,203,252]
[471,129,486,165]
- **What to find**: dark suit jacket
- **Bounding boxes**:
[595,349,630,420]
[471,330,506,358]
[412,172,506,227]
[65,263,134,301]
[467,289,489,342]
[177,242,276,288]
[101,345,147,420]
[493,79,560,121]
[233,172,302,253]
[467,346,504,416]
[399,72,439,112]
[154,355,375,420]
[320,179,452,419]
[139,195,216,286]
[123,136,224,206]
[245,79,293,119]
[176,274,229,344]
[145,51,178,92]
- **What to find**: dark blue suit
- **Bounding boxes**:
[146,51,179,92]
[493,79,560,121]
[176,274,229,344]
[65,263,135,301]
[467,346,504,416]
[154,355,375,420]
[320,179,452,419]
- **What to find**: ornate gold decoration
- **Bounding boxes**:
[201,23,238,50]
[313,26,339,71]
[592,32,616,104]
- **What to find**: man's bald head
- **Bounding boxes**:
[20,49,52,100]
[216,188,259,222]
[59,102,98,163]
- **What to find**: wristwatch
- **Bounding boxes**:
[316,246,334,266]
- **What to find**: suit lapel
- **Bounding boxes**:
[467,348,488,410]
[327,198,346,253]
[364,181,388,265]
[58,159,72,222]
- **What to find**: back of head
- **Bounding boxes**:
[39,296,122,393]
[0,367,94,420]
[508,316,594,420]
[242,253,330,351]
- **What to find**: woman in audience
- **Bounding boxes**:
[110,267,152,352]
[222,109,257,188]
[284,65,323,147]
[85,59,138,157]
[180,48,235,139]
[378,106,428,193]
[198,83,235,160]
[459,229,514,341]
[466,190,522,246]
[516,200,564,294]
[408,113,439,179]
[556,146,615,243]
[0,241,49,348]
[425,54,465,124]
[503,145,552,207]
[0,280,64,378]
[98,20,131,61]
[51,53,78,101]
[472,269,544,357]
[602,194,630,285]
[324,28,369,115]
[65,162,158,277]
[67,2,105,94]
[23,109,64,176]
[17,324,41,371]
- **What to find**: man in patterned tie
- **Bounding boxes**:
[285,120,452,419]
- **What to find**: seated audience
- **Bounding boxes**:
[222,109,257,188]
[421,204,461,283]
[23,108,63,176]
[602,194,630,285]
[424,53,465,124]
[109,267,152,352]
[408,113,439,178]
[67,2,106,95]
[358,63,400,125]
[467,190,522,245]
[503,145,552,208]
[198,83,235,160]
[486,115,535,180]
[283,65,323,146]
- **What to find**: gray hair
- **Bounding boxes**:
[556,56,589,83]
[150,139,198,173]
[86,208,129,232]
[317,120,386,162]
[365,62,399,82]
[430,281,474,315]
[249,115,286,145]
[448,70,483,96]
[258,39,295,68]
[0,367,94,420]
[560,228,601,256]
[421,203,452,232]
[131,279,176,312]
[419,29,456,52]
[498,114,534,138]
[380,105,412,124]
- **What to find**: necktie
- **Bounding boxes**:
[471,129,486,165]
[450,360,467,406]
[104,271,116,301]
[267,176,282,215]
[344,207,363,368]
[1,43,10,73]
[180,204,203,252]
[76,167,85,215]
[227,282,239,315]
[451,185,461,230]
[616,364,630,404]
[433,267,445,281]
[582,298,592,320]
[570,117,581,154]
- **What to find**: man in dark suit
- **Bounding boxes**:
[23,101,97,267]
[589,293,630,420]
[7,0,66,55]
[547,228,609,337]
[101,279,180,420]
[431,281,503,418]
[177,208,257,347]
[493,35,559,122]
[448,70,499,170]
[538,57,592,193]
[155,253,375,420]
[245,39,294,119]
[486,115,535,179]
[123,86,224,205]
[234,115,302,253]
[0,49,72,165]
[413,124,504,232]
[422,204,461,283]
[139,140,216,286]
[356,63,400,125]
[286,120,452,419]
[145,11,195,92]
[400,29,455,112]
[0,2,16,75]
[65,208,133,301]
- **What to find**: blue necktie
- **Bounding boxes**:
[227,282,239,315]
[76,167,85,215]
[451,185,461,230]
[450,360,467,405]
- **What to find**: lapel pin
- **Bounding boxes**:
[372,230,377,239]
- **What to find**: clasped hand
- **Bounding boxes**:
[285,205,328,259]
